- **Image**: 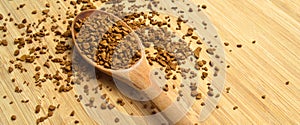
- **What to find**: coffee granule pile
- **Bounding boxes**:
[74,13,142,69]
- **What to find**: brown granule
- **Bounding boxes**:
[0,40,8,46]
[14,86,22,93]
[44,62,50,68]
[42,9,50,15]
[35,105,41,113]
[35,66,41,71]
[48,105,56,111]
[115,117,120,123]
[224,42,229,46]
[74,120,79,124]
[45,3,50,8]
[233,106,238,110]
[8,67,13,73]
[48,111,54,117]
[226,87,230,93]
[100,103,106,109]
[285,81,289,85]
[19,4,25,8]
[200,102,205,106]
[70,111,75,116]
[14,50,20,56]
[11,115,16,121]
[32,10,37,14]
[107,104,115,110]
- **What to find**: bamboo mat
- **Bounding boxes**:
[0,0,299,124]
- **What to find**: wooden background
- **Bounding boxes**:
[0,0,299,124]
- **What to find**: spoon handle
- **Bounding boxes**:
[127,58,199,124]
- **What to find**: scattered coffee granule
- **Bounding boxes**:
[36,116,48,124]
[32,10,37,14]
[193,47,202,59]
[252,40,256,44]
[45,3,50,8]
[233,106,238,110]
[35,105,41,113]
[14,86,22,93]
[196,93,202,100]
[207,90,214,96]
[100,103,106,109]
[42,9,50,15]
[44,62,50,68]
[14,50,20,56]
[48,111,54,117]
[200,102,205,106]
[11,115,16,121]
[116,98,125,106]
[261,95,266,99]
[0,40,8,46]
[226,87,230,93]
[74,120,79,124]
[19,4,26,8]
[201,5,207,9]
[236,44,242,48]
[17,24,25,29]
[107,104,115,110]
[70,110,75,116]
[35,66,41,71]
[224,42,229,46]
[58,85,73,92]
[0,13,3,20]
[191,90,198,97]
[285,81,289,85]
[114,117,120,123]
[8,67,13,73]
[22,19,27,24]
[48,105,56,111]
[128,0,136,3]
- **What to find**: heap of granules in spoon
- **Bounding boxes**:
[74,12,142,69]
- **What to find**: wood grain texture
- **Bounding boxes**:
[0,0,299,125]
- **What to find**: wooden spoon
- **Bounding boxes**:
[71,9,199,124]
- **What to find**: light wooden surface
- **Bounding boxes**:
[0,0,299,124]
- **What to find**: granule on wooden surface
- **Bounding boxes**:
[74,120,79,124]
[48,105,56,111]
[114,117,120,123]
[35,105,41,113]
[70,110,75,116]
[285,81,289,85]
[233,106,238,110]
[11,115,16,121]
